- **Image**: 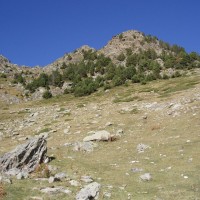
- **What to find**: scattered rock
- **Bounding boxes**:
[0,135,47,175]
[142,115,148,119]
[116,129,124,135]
[69,180,80,187]
[16,171,29,179]
[105,122,113,126]
[119,184,127,190]
[83,130,111,142]
[76,182,101,200]
[40,186,71,195]
[131,168,143,173]
[4,168,21,176]
[73,141,97,152]
[137,143,150,153]
[48,165,58,172]
[103,192,111,198]
[0,175,12,184]
[29,197,43,200]
[63,142,73,147]
[55,172,67,180]
[81,176,93,183]
[64,127,71,134]
[48,176,60,183]
[140,173,152,181]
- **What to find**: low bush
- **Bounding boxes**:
[42,90,52,99]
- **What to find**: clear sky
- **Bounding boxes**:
[0,0,200,67]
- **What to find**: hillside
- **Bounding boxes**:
[0,30,200,199]
[0,69,200,199]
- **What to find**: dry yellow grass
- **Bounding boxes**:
[0,183,6,200]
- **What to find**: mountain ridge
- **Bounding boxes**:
[0,29,192,70]
[0,30,200,103]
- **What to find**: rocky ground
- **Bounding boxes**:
[0,70,200,199]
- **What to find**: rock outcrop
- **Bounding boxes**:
[0,135,47,175]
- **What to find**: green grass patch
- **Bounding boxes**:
[113,96,142,103]
[77,103,85,108]
[38,127,51,134]
[159,79,199,97]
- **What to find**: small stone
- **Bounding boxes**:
[137,143,150,153]
[48,165,58,172]
[81,176,93,183]
[73,141,97,152]
[188,158,193,162]
[48,176,60,183]
[130,160,139,164]
[40,186,71,195]
[105,122,113,126]
[55,172,67,180]
[76,182,101,200]
[44,157,49,164]
[64,128,70,134]
[119,184,126,190]
[131,168,143,173]
[116,129,124,135]
[29,197,43,200]
[142,115,148,119]
[103,192,111,198]
[16,172,23,180]
[140,173,152,181]
[69,180,80,187]
[0,175,12,184]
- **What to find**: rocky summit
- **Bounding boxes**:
[0,30,200,200]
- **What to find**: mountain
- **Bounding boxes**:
[43,30,178,71]
[0,30,200,103]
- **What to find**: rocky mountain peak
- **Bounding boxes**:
[44,45,95,72]
[99,30,163,63]
[76,45,95,52]
[44,29,164,70]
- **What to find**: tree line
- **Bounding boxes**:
[13,46,200,98]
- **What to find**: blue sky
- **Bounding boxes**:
[0,0,200,67]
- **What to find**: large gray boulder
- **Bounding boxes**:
[76,182,101,200]
[0,135,47,174]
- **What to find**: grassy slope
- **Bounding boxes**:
[1,70,200,200]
